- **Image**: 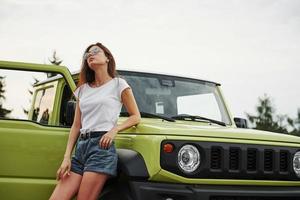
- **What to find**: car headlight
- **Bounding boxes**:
[177,144,200,173]
[293,151,300,178]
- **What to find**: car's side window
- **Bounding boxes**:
[0,68,61,126]
[32,86,56,124]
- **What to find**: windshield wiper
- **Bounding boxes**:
[120,111,175,122]
[171,114,226,126]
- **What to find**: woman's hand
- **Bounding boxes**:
[99,127,118,149]
[56,157,71,181]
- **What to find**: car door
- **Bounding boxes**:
[0,60,76,200]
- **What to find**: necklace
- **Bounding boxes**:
[90,78,113,88]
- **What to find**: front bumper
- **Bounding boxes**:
[129,181,300,200]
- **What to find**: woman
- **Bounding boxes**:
[49,42,141,200]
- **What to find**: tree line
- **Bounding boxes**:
[246,94,300,136]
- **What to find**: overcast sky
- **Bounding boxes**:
[1,0,299,120]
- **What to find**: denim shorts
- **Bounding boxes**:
[70,132,118,177]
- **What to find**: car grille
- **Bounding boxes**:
[209,146,290,174]
[160,141,300,180]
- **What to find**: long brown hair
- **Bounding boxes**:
[77,42,118,87]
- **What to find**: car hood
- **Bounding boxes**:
[130,118,300,144]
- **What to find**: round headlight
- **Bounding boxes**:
[293,151,300,177]
[177,144,200,173]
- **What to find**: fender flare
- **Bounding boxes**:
[117,149,149,179]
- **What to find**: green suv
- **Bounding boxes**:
[1,60,300,200]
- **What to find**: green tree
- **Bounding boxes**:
[0,76,12,117]
[23,77,40,116]
[246,94,288,134]
[287,109,300,136]
[47,50,62,78]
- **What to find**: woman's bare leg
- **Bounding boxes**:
[49,171,83,200]
[76,171,109,200]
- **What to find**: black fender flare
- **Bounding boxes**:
[117,149,149,179]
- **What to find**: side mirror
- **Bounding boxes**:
[66,100,76,126]
[234,117,248,128]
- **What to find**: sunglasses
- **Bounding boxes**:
[83,48,103,60]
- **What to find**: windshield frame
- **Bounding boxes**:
[118,70,233,126]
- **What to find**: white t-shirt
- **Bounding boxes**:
[73,77,131,133]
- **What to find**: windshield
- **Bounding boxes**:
[120,71,231,125]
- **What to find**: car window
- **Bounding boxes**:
[0,68,61,126]
[120,72,231,124]
[32,86,56,124]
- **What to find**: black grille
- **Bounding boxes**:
[280,150,289,172]
[229,148,240,170]
[264,149,273,171]
[160,141,300,180]
[211,147,222,170]
[247,149,257,171]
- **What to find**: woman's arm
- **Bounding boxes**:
[116,87,141,131]
[56,101,81,180]
[64,102,81,158]
[100,88,141,148]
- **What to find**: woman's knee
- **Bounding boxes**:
[76,172,109,200]
[49,172,82,200]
